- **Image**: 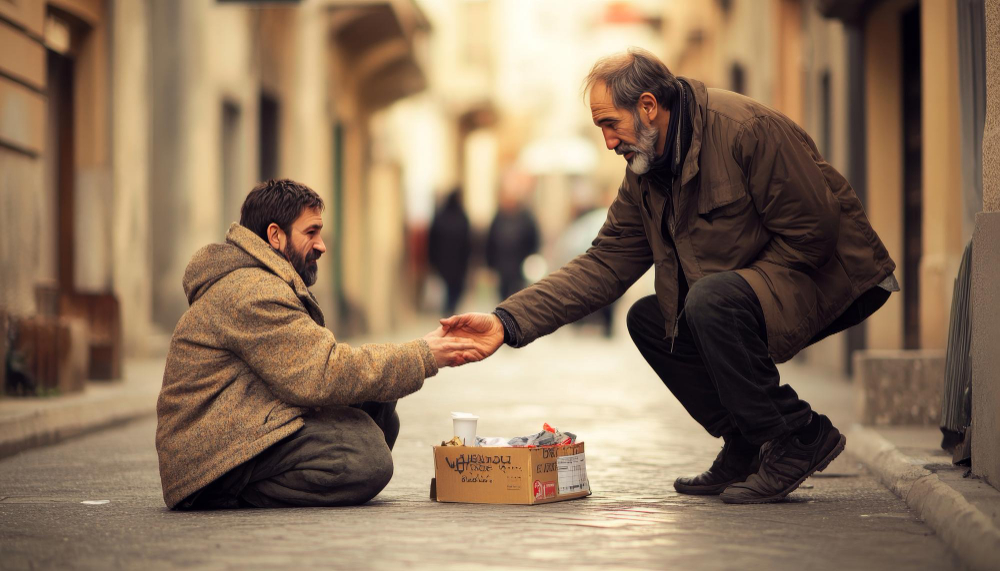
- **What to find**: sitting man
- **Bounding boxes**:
[156,179,476,509]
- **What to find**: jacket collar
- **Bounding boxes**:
[677,76,707,187]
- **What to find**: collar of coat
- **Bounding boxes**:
[225,222,324,320]
[677,76,707,188]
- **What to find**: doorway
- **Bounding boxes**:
[900,5,922,350]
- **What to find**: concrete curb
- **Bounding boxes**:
[846,425,1000,571]
[0,359,162,460]
[0,390,156,460]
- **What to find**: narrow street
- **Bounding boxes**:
[0,327,959,570]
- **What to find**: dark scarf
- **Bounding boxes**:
[647,78,693,186]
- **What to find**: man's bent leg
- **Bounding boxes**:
[682,272,812,445]
[237,407,394,508]
[627,295,760,494]
[626,295,737,437]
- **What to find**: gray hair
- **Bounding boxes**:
[583,47,679,112]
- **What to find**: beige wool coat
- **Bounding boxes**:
[156,223,437,508]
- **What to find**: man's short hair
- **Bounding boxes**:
[240,179,325,242]
[584,47,679,112]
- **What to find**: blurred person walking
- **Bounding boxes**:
[441,49,898,505]
[156,179,478,510]
[428,189,472,315]
[486,183,540,300]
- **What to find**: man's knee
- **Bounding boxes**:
[684,272,753,326]
[333,413,395,505]
[342,443,394,505]
[292,409,395,506]
[626,295,661,341]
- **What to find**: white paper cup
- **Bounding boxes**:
[451,412,479,446]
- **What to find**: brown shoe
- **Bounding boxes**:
[720,414,846,504]
[674,435,760,495]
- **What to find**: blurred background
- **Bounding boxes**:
[0,0,987,394]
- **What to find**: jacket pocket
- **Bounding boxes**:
[697,182,751,219]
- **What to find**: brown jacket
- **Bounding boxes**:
[155,224,437,508]
[499,78,895,363]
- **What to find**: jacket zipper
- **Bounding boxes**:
[669,305,685,353]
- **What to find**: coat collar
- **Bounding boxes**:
[677,77,707,187]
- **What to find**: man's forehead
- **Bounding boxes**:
[590,81,620,118]
[293,208,324,229]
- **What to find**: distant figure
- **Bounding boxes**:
[428,189,472,315]
[486,191,540,300]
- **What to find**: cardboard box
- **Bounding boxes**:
[432,442,591,504]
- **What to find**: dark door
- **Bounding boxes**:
[901,6,922,350]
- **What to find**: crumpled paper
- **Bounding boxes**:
[507,423,576,447]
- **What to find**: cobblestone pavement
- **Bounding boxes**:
[0,328,959,570]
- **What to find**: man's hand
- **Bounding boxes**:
[439,312,505,362]
[423,327,480,368]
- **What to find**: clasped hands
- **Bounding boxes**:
[422,313,505,369]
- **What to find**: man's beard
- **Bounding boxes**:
[283,243,320,287]
[615,113,659,175]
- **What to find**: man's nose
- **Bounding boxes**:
[602,128,619,150]
[315,237,327,254]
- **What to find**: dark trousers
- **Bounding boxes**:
[627,272,890,445]
[177,401,400,510]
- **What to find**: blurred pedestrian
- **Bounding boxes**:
[486,187,540,300]
[156,179,478,510]
[428,189,472,315]
[441,48,899,505]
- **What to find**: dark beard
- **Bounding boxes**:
[282,243,320,287]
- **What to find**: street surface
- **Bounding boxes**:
[0,327,959,570]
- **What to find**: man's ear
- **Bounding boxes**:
[266,223,285,251]
[638,92,658,122]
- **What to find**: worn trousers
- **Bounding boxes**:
[177,401,399,509]
[627,271,890,445]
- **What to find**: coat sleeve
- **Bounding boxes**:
[223,277,438,407]
[497,177,653,345]
[736,115,841,272]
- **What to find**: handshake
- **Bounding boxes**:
[422,313,507,369]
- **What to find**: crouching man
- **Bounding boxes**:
[156,179,477,509]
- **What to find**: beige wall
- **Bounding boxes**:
[863,1,907,350]
[772,0,804,124]
[111,0,153,355]
[0,0,47,316]
[971,0,1000,491]
[919,0,966,350]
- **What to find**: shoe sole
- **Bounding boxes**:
[673,481,738,495]
[720,434,846,505]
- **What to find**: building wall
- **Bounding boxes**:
[971,0,1000,492]
[863,0,907,350]
[149,0,260,332]
[111,0,152,355]
[919,0,966,350]
[0,1,57,315]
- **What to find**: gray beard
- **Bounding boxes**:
[620,117,659,176]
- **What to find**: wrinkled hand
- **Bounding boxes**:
[423,327,480,368]
[439,312,504,363]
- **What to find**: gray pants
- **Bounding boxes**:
[177,402,398,509]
